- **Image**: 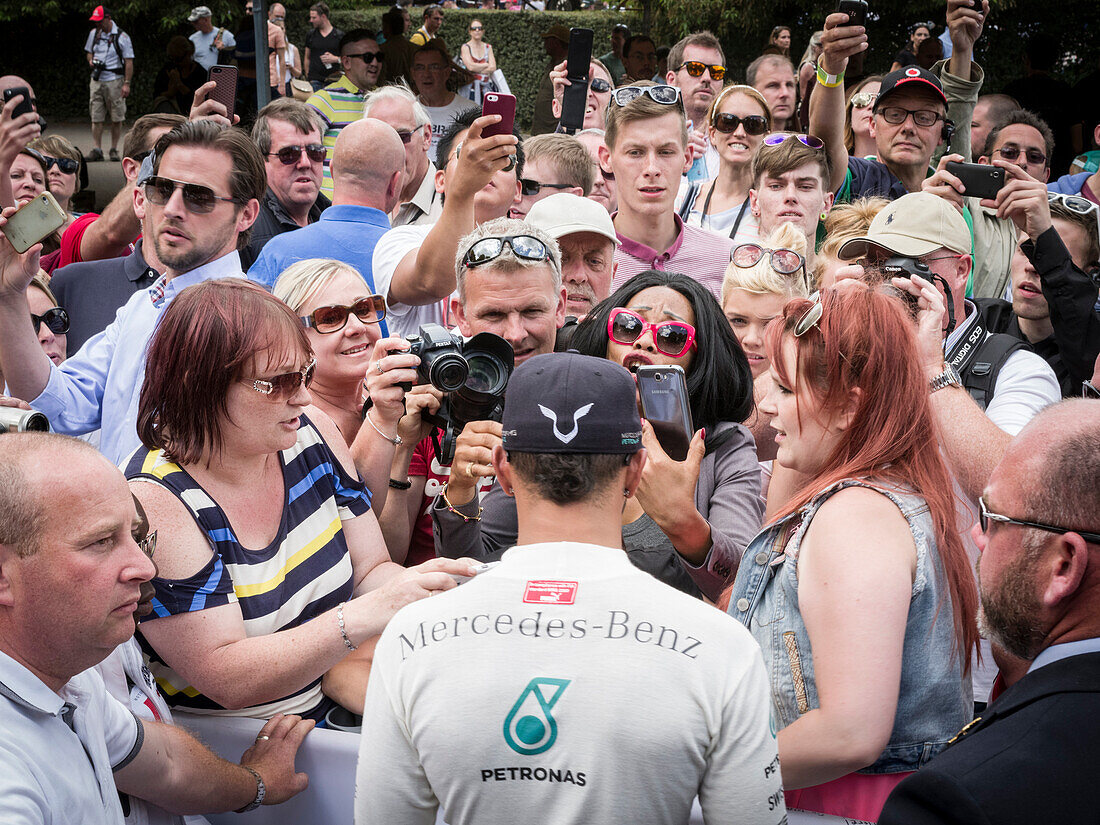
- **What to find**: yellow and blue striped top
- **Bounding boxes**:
[127,415,372,720]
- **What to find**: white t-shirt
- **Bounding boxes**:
[423,96,479,164]
[355,541,786,825]
[371,224,451,339]
[189,27,236,72]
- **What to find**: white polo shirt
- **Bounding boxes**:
[0,650,143,825]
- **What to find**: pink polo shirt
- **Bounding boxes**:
[612,213,734,300]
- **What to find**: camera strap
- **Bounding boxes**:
[945,315,986,376]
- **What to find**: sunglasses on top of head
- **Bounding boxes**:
[607,307,697,358]
[248,357,316,398]
[299,295,387,333]
[267,143,326,165]
[609,84,683,108]
[463,235,551,268]
[143,176,244,214]
[762,132,825,149]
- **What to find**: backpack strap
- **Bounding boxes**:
[958,332,1031,411]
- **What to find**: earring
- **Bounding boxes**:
[820,212,828,221]
[623,488,630,498]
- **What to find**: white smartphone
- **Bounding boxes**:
[4,191,67,254]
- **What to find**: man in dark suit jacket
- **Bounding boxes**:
[880,398,1100,825]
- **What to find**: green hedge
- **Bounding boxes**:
[329,9,641,131]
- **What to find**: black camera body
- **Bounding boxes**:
[91,60,108,80]
[880,256,957,335]
[404,323,514,464]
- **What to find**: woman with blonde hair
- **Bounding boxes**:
[679,85,771,244]
[843,75,883,159]
[813,196,889,288]
[721,222,811,463]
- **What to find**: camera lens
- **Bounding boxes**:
[428,352,469,393]
[464,354,505,394]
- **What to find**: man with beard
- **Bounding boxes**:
[0,120,263,464]
[666,32,726,181]
[880,400,1100,825]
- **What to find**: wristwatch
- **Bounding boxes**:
[235,766,266,813]
[929,363,962,393]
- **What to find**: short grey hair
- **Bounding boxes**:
[363,81,431,129]
[252,98,326,155]
[455,217,561,303]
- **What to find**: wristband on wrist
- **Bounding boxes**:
[815,60,844,88]
[388,477,412,490]
[235,766,266,813]
[336,601,357,651]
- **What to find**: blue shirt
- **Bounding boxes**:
[31,251,245,465]
[247,204,391,337]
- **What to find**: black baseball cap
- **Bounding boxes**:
[874,65,947,110]
[501,353,642,455]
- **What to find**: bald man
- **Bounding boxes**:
[248,118,404,303]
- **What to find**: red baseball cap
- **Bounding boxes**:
[89,5,110,21]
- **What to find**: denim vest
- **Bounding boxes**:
[727,478,972,774]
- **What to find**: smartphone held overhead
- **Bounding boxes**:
[481,92,516,138]
[560,27,594,133]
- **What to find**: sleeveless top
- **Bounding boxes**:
[727,479,972,777]
[126,414,372,720]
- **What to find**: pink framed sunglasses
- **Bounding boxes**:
[607,307,697,358]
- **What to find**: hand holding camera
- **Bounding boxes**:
[362,336,421,434]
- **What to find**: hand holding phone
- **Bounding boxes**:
[944,161,1005,200]
[836,0,869,74]
[560,28,594,133]
[207,65,238,125]
[2,193,67,255]
[2,86,35,121]
[480,92,516,139]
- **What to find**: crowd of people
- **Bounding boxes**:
[1,0,1099,823]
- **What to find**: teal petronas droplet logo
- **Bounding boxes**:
[503,677,570,755]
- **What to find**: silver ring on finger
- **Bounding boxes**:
[503,155,516,172]
[256,735,270,741]
[376,362,385,375]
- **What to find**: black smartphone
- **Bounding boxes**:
[560,27,594,133]
[3,86,34,120]
[945,161,1006,200]
[837,0,869,74]
[208,64,238,123]
[636,365,694,462]
[481,92,517,138]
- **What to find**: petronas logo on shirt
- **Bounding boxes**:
[503,678,570,755]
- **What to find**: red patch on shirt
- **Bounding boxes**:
[523,581,578,605]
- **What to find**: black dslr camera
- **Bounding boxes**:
[91,60,108,81]
[404,323,514,464]
[879,256,957,336]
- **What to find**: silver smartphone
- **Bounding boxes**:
[636,365,694,461]
[4,191,67,254]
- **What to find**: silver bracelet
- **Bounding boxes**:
[364,410,402,446]
[336,601,357,651]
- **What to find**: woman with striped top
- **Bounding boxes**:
[125,279,474,720]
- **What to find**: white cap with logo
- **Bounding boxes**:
[525,193,620,247]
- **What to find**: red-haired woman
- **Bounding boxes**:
[125,279,473,721]
[725,283,978,821]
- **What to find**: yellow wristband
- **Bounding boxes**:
[816,61,844,88]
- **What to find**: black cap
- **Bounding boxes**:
[501,353,642,455]
[875,65,947,110]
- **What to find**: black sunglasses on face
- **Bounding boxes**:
[519,179,574,196]
[463,235,551,268]
[268,143,325,165]
[31,306,69,335]
[43,155,80,175]
[993,145,1047,166]
[347,51,383,63]
[395,129,420,144]
[677,60,726,80]
[712,113,768,135]
[143,176,243,214]
[300,295,387,333]
[589,77,611,93]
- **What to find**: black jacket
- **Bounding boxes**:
[241,188,330,270]
[976,226,1100,397]
[880,651,1100,825]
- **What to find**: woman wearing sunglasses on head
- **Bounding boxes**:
[549,58,615,131]
[125,279,475,722]
[844,76,883,160]
[679,85,771,244]
[721,224,812,470]
[723,284,978,822]
[571,270,761,600]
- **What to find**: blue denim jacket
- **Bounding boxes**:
[727,478,972,774]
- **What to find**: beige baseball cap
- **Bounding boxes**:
[838,192,970,260]
[526,193,620,246]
